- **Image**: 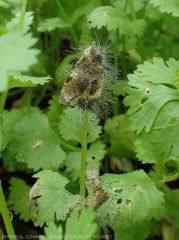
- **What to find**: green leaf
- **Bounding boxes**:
[174,69,179,88]
[5,11,34,34]
[9,71,51,89]
[38,18,71,32]
[7,177,31,222]
[134,130,164,166]
[119,19,146,38]
[70,4,95,24]
[136,58,179,85]
[114,218,155,240]
[9,111,66,171]
[151,121,179,158]
[104,115,136,158]
[124,58,179,133]
[101,170,165,222]
[41,208,98,240]
[134,100,179,166]
[65,207,98,237]
[147,101,179,161]
[2,107,40,148]
[88,6,146,37]
[164,189,179,228]
[59,107,102,143]
[0,31,40,92]
[41,222,63,240]
[66,141,106,182]
[88,6,127,31]
[47,95,65,129]
[30,170,80,227]
[150,0,179,17]
[2,150,30,172]
[111,0,146,14]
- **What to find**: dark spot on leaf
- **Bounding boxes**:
[92,156,95,160]
[145,88,150,94]
[114,188,123,194]
[117,198,122,205]
[126,199,132,205]
[141,97,148,104]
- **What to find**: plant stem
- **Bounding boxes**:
[55,0,76,38]
[0,182,17,240]
[80,109,88,197]
[59,137,81,152]
[0,90,8,114]
[155,172,179,184]
[18,0,28,30]
[127,0,145,61]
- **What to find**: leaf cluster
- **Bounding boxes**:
[1,0,179,239]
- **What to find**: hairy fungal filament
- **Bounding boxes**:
[59,38,118,118]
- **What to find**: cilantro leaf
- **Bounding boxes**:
[136,58,179,85]
[114,218,155,240]
[66,141,106,182]
[151,121,179,158]
[104,115,136,158]
[134,131,165,166]
[65,207,98,237]
[59,107,102,143]
[0,31,39,92]
[88,6,146,37]
[124,58,179,133]
[2,150,30,172]
[7,177,31,222]
[42,222,63,239]
[30,170,80,227]
[38,18,70,32]
[47,95,65,129]
[9,111,66,171]
[9,71,51,89]
[150,0,179,17]
[88,6,126,31]
[101,170,165,222]
[41,208,98,240]
[119,19,146,38]
[5,11,34,34]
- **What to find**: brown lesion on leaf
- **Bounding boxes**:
[85,168,109,210]
[29,180,42,222]
[71,168,109,212]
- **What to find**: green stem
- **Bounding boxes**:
[127,0,145,61]
[0,90,8,113]
[128,0,137,20]
[155,172,179,184]
[80,110,88,197]
[55,0,76,38]
[59,137,80,152]
[0,182,17,240]
[18,0,28,30]
[121,36,127,80]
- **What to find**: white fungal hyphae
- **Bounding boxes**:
[59,39,118,118]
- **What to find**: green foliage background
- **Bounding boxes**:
[1,0,179,239]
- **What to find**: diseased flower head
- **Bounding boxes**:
[58,38,118,118]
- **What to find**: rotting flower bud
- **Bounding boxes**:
[59,40,118,118]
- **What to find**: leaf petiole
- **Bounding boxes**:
[80,109,88,197]
[0,181,17,240]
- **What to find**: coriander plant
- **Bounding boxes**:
[1,0,179,240]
